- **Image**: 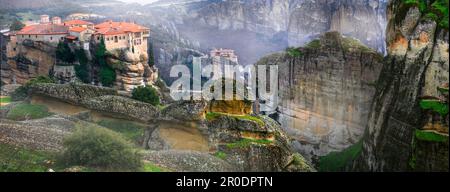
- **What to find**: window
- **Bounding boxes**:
[114,36,118,43]
[28,35,30,38]
[97,36,100,41]
[35,35,37,38]
[13,48,16,51]
[50,37,53,40]
[107,37,109,41]
[61,37,64,40]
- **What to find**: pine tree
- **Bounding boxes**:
[95,38,116,87]
[56,41,75,63]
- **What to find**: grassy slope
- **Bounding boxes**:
[95,119,146,143]
[6,103,52,120]
[318,140,363,172]
[0,143,56,172]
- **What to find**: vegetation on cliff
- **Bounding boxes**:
[419,99,449,117]
[56,41,76,63]
[206,112,265,126]
[403,0,449,29]
[96,38,116,87]
[74,49,90,83]
[286,47,303,57]
[131,86,161,106]
[319,140,363,172]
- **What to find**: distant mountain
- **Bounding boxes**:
[136,0,387,65]
[0,0,122,10]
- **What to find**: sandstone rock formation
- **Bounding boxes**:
[107,49,158,91]
[27,82,314,171]
[5,40,56,85]
[353,0,449,171]
[207,113,315,172]
[208,100,253,115]
[256,32,384,160]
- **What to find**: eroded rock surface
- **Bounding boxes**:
[353,0,449,171]
[257,32,383,160]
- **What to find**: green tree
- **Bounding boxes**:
[56,41,75,63]
[99,67,116,87]
[95,38,116,87]
[60,124,142,171]
[95,38,107,59]
[10,19,25,31]
[75,49,90,83]
[131,86,160,106]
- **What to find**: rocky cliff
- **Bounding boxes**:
[106,49,158,91]
[256,32,384,161]
[4,40,56,85]
[353,0,449,171]
[138,0,387,65]
[27,82,314,171]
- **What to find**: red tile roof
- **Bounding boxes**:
[69,26,87,33]
[94,21,149,35]
[17,24,69,35]
[66,35,78,40]
[64,20,93,26]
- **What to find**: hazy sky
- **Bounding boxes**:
[118,0,159,4]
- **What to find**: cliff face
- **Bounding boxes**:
[256,32,383,160]
[353,0,449,171]
[5,40,56,85]
[288,0,387,53]
[170,0,387,63]
[106,49,158,91]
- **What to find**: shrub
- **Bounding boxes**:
[131,86,160,106]
[11,76,55,101]
[415,129,448,142]
[60,125,142,171]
